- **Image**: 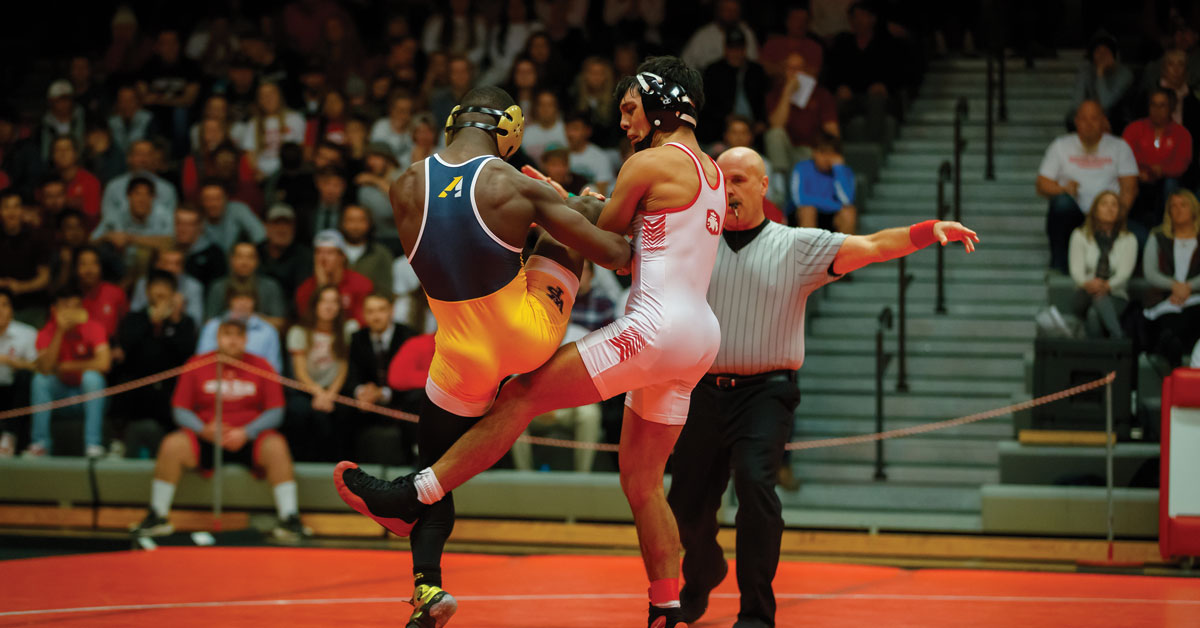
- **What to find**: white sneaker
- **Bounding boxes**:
[22,442,47,458]
[107,440,126,459]
[85,444,107,459]
[0,432,15,457]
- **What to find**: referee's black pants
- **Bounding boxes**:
[668,376,800,627]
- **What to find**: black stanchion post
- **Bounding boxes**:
[874,308,893,481]
[897,257,913,393]
[935,161,951,314]
[954,97,968,223]
[985,55,995,181]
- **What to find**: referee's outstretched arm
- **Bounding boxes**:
[830,219,980,275]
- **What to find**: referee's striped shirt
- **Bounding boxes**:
[707,221,847,375]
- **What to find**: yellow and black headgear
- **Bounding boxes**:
[443,104,524,159]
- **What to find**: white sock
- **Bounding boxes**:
[151,479,175,518]
[414,468,445,505]
[274,481,299,519]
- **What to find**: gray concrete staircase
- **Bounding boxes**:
[764,55,1082,533]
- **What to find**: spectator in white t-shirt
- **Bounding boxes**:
[233,83,306,179]
[1036,100,1138,273]
[680,0,759,71]
[564,112,614,196]
[0,288,37,456]
[368,91,414,163]
[523,89,568,166]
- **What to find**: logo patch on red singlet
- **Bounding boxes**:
[706,209,721,235]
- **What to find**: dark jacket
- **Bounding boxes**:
[343,322,416,404]
[699,58,770,144]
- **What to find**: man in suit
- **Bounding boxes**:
[343,293,417,463]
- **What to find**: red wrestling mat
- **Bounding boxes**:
[1,548,1198,627]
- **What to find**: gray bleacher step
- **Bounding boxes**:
[926,56,1083,72]
[907,111,1067,125]
[919,85,1075,99]
[865,197,1042,214]
[776,507,983,532]
[805,336,1030,357]
[893,139,1050,154]
[879,168,1032,184]
[796,416,1013,439]
[815,300,1037,320]
[826,280,1039,303]
[856,218,1046,239]
[846,265,1045,282]
[800,353,1023,379]
[799,376,1023,396]
[899,124,1062,141]
[872,181,1038,201]
[856,214,1043,234]
[810,317,1035,339]
[922,72,1077,88]
[798,438,1001,465]
[778,482,981,512]
[836,248,1049,270]
[790,461,1000,485]
[885,153,1044,170]
[798,391,1013,419]
[910,97,1074,114]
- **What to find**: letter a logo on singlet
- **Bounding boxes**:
[438,176,464,198]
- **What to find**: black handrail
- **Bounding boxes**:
[896,255,914,393]
[953,97,968,223]
[935,160,952,314]
[998,47,1008,122]
[985,54,995,181]
[874,307,893,481]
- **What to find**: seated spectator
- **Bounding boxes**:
[791,133,857,234]
[196,281,283,373]
[344,294,418,464]
[204,241,287,326]
[137,29,202,158]
[0,191,52,326]
[1071,33,1134,133]
[50,209,89,293]
[39,81,87,167]
[568,57,621,148]
[342,114,369,179]
[92,175,174,271]
[174,204,227,290]
[354,143,402,250]
[506,57,540,120]
[524,89,568,166]
[826,2,902,142]
[420,1,487,66]
[84,123,126,186]
[233,82,305,179]
[187,95,232,151]
[111,270,197,452]
[766,51,838,175]
[391,254,431,333]
[35,179,69,230]
[27,284,111,457]
[261,142,318,215]
[100,139,178,223]
[341,205,393,297]
[711,115,786,222]
[1068,191,1137,339]
[128,317,309,541]
[760,4,825,80]
[222,56,259,125]
[296,230,373,326]
[540,147,588,196]
[185,16,238,80]
[564,113,614,196]
[108,85,154,158]
[258,204,314,311]
[481,0,543,86]
[1037,100,1138,273]
[181,119,257,205]
[429,55,477,129]
[130,245,205,326]
[1123,88,1194,238]
[1141,24,1200,94]
[1142,190,1200,368]
[51,136,102,229]
[286,284,352,461]
[0,288,38,457]
[387,330,434,393]
[405,113,438,166]
[197,179,265,253]
[305,90,348,151]
[369,91,414,163]
[306,166,348,241]
[74,245,128,339]
[699,28,768,145]
[681,0,759,71]
[521,32,571,94]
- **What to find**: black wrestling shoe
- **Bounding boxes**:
[333,461,427,537]
[406,584,458,628]
[129,510,173,537]
[680,558,729,623]
[648,604,688,628]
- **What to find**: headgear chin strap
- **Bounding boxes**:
[444,104,525,159]
[636,72,698,134]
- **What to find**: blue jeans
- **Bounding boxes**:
[30,371,106,452]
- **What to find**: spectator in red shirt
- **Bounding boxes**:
[305,90,349,151]
[27,284,112,457]
[128,318,310,541]
[295,229,373,326]
[73,245,128,339]
[1123,87,1194,235]
[759,5,825,81]
[765,52,838,177]
[51,136,102,229]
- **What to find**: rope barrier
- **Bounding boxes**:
[0,354,1116,454]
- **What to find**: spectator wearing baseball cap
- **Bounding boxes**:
[258,204,313,313]
[39,80,87,164]
[294,229,373,326]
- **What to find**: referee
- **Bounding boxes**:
[669,147,978,628]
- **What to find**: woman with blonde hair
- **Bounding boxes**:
[233,82,305,180]
[1142,188,1200,366]
[1069,190,1138,338]
[569,56,619,147]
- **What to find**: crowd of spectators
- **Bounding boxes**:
[1040,17,1200,371]
[0,0,939,464]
